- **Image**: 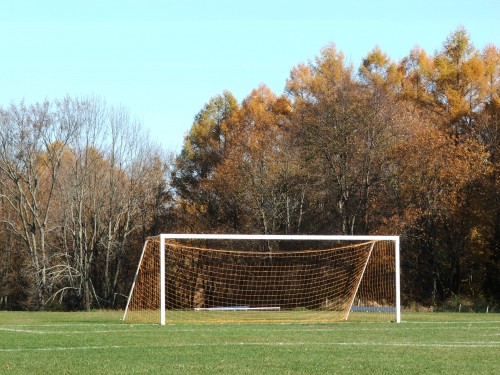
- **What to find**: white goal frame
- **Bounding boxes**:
[133,234,401,325]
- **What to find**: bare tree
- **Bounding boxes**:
[0,101,76,308]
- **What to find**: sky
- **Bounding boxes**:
[1,0,499,152]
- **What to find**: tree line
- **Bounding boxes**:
[0,97,170,309]
[0,27,498,310]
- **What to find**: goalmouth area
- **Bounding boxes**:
[0,311,498,374]
[123,234,401,325]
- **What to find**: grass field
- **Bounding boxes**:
[0,311,499,374]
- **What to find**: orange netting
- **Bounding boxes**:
[123,238,396,323]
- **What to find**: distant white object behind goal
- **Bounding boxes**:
[123,234,401,325]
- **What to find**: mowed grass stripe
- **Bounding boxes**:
[1,340,499,353]
[1,324,498,334]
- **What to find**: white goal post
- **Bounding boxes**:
[123,234,401,325]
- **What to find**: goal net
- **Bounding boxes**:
[123,234,400,324]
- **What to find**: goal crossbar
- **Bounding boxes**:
[160,234,399,241]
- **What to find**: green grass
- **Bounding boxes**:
[0,311,499,374]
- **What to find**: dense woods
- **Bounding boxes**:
[1,27,498,310]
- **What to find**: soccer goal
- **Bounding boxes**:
[123,234,400,324]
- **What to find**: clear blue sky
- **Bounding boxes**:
[1,0,499,152]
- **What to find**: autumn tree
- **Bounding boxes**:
[345,27,500,304]
[376,106,489,303]
[172,90,239,231]
[359,45,401,95]
[286,45,398,234]
[399,27,488,137]
[474,44,500,301]
[207,85,304,235]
